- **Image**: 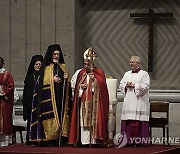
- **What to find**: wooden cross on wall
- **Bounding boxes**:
[130,8,173,73]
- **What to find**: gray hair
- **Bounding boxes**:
[131,56,140,63]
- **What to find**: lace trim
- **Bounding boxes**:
[122,110,149,116]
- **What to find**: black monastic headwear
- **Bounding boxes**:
[26,55,43,76]
[24,55,43,83]
[43,44,64,66]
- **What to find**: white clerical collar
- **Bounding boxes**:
[0,68,5,73]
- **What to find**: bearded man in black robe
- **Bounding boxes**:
[29,44,72,146]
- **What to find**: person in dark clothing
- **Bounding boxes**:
[22,55,43,145]
[29,44,72,146]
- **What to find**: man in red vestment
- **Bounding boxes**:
[0,57,14,147]
[69,48,109,147]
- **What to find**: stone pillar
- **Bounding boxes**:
[56,0,83,77]
[0,0,83,86]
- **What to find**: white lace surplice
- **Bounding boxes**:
[119,70,150,121]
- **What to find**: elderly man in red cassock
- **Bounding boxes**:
[69,48,109,148]
[0,57,14,147]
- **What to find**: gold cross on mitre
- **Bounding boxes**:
[85,47,97,72]
[85,47,97,61]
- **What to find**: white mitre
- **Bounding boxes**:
[83,48,96,60]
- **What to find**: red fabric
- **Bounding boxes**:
[0,144,179,154]
[0,70,14,135]
[81,77,93,102]
[68,67,109,144]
